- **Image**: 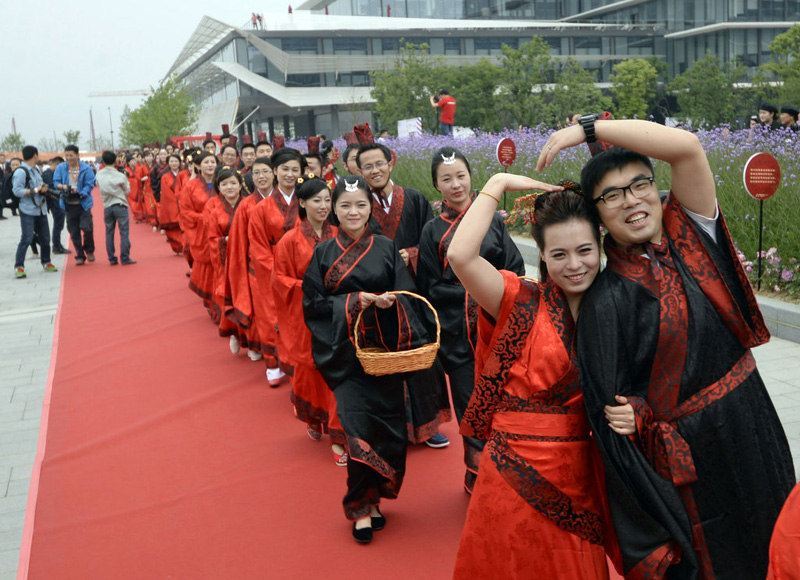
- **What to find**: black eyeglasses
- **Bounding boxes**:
[592,176,655,208]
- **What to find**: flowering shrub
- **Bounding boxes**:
[737,245,800,296]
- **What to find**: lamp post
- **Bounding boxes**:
[108,107,114,149]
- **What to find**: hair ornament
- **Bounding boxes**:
[558,179,583,195]
[344,179,359,193]
[307,173,316,180]
[441,152,457,165]
[509,191,547,226]
[296,177,305,185]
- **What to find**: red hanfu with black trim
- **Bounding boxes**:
[578,194,795,579]
[273,219,343,444]
[455,272,618,579]
[126,166,143,221]
[159,170,183,254]
[175,169,193,265]
[180,176,218,321]
[224,190,267,354]
[247,186,300,367]
[302,225,438,520]
[136,163,158,227]
[204,194,245,342]
[369,183,451,443]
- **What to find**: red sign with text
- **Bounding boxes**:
[496,138,516,168]
[743,153,781,200]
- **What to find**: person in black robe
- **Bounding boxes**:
[357,140,452,448]
[417,146,524,493]
[303,175,438,544]
[539,118,795,579]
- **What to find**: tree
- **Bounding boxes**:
[668,51,736,128]
[63,130,81,147]
[370,42,446,133]
[1,133,25,152]
[497,37,555,128]
[610,58,658,119]
[446,59,503,132]
[37,136,62,152]
[761,24,800,104]
[551,58,612,123]
[119,76,197,147]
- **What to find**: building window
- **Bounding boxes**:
[333,38,368,54]
[282,37,318,54]
[444,37,461,55]
[474,37,519,55]
[338,71,371,86]
[287,73,321,87]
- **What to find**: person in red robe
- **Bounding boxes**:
[205,167,247,351]
[768,481,800,580]
[224,157,274,362]
[126,155,143,222]
[448,174,623,579]
[176,150,196,269]
[159,154,184,255]
[136,151,159,230]
[179,151,220,321]
[357,138,452,448]
[248,147,306,386]
[272,176,345,465]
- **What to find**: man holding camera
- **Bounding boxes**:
[54,145,96,265]
[12,146,57,279]
[429,89,456,136]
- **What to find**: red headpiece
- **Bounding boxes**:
[228,135,238,147]
[272,135,285,150]
[242,134,253,145]
[343,132,358,146]
[354,123,374,146]
[256,131,268,145]
[307,136,321,155]
[221,124,231,136]
[205,132,213,141]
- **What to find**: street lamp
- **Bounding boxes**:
[108,107,114,149]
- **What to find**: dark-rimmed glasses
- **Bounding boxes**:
[592,176,655,208]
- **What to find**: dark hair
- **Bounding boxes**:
[194,150,217,167]
[320,140,335,157]
[214,166,243,193]
[580,146,653,214]
[439,89,450,96]
[64,144,79,155]
[296,177,330,219]
[270,147,306,171]
[304,153,327,170]
[531,187,600,277]
[342,144,359,165]
[431,146,471,188]
[220,144,238,157]
[331,175,372,226]
[101,150,116,165]
[240,142,256,152]
[203,138,217,149]
[252,156,272,169]
[22,145,38,161]
[167,154,182,166]
[356,143,391,168]
[50,156,64,164]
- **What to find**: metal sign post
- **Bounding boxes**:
[743,152,781,290]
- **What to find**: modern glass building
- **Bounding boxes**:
[167,2,794,139]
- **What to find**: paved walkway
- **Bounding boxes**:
[0,217,798,579]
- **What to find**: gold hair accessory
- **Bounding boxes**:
[307,173,316,179]
[296,177,305,185]
[511,192,546,226]
[441,153,456,165]
[344,179,359,193]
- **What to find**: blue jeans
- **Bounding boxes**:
[440,122,453,136]
[104,204,131,262]
[15,213,51,268]
[48,197,66,250]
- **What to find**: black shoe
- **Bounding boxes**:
[75,257,86,266]
[371,508,386,531]
[53,247,71,254]
[87,253,96,262]
[109,259,118,266]
[352,522,373,544]
[121,259,137,265]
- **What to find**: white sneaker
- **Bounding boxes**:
[247,349,262,361]
[229,335,241,354]
[152,226,158,233]
[160,229,165,235]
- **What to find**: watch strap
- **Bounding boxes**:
[579,114,599,144]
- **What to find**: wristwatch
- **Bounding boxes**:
[579,113,599,144]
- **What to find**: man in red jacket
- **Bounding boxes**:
[430,89,456,136]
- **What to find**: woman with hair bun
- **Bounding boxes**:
[303,175,437,544]
[448,173,625,579]
[417,146,524,494]
[180,151,220,320]
[159,154,184,255]
[248,147,307,386]
[205,166,247,353]
[272,176,345,464]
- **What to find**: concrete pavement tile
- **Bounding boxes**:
[8,466,31,483]
[0,529,23,554]
[0,420,41,434]
[0,549,22,575]
[0,495,27,517]
[4,479,29,499]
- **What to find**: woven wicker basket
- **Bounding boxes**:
[354,290,440,376]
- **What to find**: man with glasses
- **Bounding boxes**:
[539,118,794,579]
[356,141,452,450]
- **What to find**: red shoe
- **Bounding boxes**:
[307,424,323,441]
[334,451,348,467]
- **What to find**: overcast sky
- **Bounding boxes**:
[1,2,292,150]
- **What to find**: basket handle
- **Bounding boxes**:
[353,290,441,352]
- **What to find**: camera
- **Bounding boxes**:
[61,185,81,203]
[433,95,440,104]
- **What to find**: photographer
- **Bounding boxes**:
[12,146,57,279]
[42,156,70,254]
[53,145,96,265]
[429,89,456,136]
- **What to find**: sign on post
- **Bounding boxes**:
[743,152,781,290]
[495,138,517,168]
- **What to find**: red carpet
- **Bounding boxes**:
[19,194,623,580]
